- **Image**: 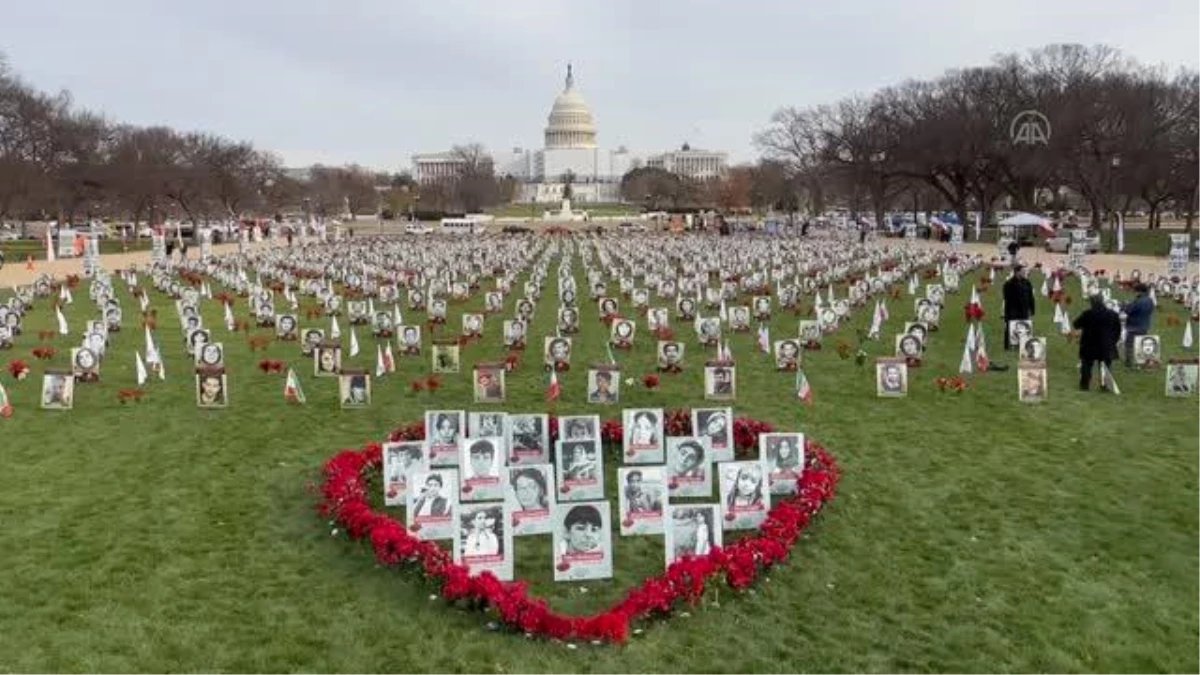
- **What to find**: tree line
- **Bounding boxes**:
[0,54,518,230]
[753,43,1198,231]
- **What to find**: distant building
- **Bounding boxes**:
[645,143,728,180]
[411,63,725,204]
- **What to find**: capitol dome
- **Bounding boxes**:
[544,64,597,149]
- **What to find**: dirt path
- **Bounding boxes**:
[919,241,1187,277]
[0,241,282,287]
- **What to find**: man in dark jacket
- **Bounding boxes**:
[1073,295,1122,391]
[1121,283,1154,367]
[1002,265,1036,349]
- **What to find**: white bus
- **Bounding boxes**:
[440,218,483,235]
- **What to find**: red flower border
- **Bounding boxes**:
[317,412,839,644]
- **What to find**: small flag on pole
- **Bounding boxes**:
[0,380,12,418]
[330,315,342,340]
[224,302,236,331]
[546,369,561,403]
[974,325,990,372]
[375,344,386,377]
[757,324,770,354]
[1100,362,1121,394]
[1184,321,1194,349]
[284,368,306,404]
[349,327,360,358]
[135,351,148,387]
[55,304,69,335]
[383,341,396,373]
[795,368,813,406]
[959,323,976,374]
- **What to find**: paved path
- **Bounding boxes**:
[0,242,282,287]
[918,241,1183,277]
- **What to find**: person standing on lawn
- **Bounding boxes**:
[1121,283,1154,368]
[1002,264,1036,350]
[1073,295,1122,391]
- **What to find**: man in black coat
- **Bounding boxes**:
[1072,295,1122,391]
[1002,265,1036,350]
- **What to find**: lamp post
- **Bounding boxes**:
[1106,154,1121,252]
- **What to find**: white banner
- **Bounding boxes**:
[1168,234,1191,278]
[57,229,77,258]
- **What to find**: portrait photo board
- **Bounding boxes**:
[452,502,514,581]
[552,501,613,582]
[617,466,666,536]
[555,439,604,501]
[425,410,466,467]
[664,504,722,569]
[507,413,550,465]
[691,407,734,463]
[622,407,665,464]
[405,469,460,540]
[506,464,557,536]
[666,436,713,499]
[717,461,770,531]
[382,441,429,507]
[459,436,507,502]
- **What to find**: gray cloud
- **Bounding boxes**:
[2,0,1195,172]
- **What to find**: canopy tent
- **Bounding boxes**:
[999,212,1056,236]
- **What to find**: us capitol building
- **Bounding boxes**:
[412,64,728,204]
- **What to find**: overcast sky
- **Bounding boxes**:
[3,0,1196,173]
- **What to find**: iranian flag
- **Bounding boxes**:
[284,368,306,404]
[796,368,813,406]
[0,381,12,418]
[545,369,561,403]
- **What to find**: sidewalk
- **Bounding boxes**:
[919,241,1183,277]
[0,241,281,287]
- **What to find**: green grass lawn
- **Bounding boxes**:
[0,249,1195,672]
[486,203,641,218]
[966,226,1189,257]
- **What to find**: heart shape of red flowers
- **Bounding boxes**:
[317,411,839,644]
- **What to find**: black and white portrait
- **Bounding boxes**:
[432,343,460,373]
[276,314,299,340]
[610,319,635,346]
[691,407,733,462]
[195,371,228,409]
[406,470,459,541]
[664,505,720,568]
[473,366,506,403]
[876,359,908,397]
[622,408,664,463]
[552,502,613,581]
[462,313,483,337]
[896,334,923,359]
[719,462,768,531]
[1165,362,1199,397]
[704,364,736,401]
[196,342,225,368]
[382,442,427,506]
[587,368,620,404]
[425,410,466,466]
[618,467,666,536]
[453,503,513,580]
[460,438,505,501]
[666,437,712,498]
[1019,336,1047,363]
[760,432,805,495]
[41,372,75,410]
[1007,320,1033,348]
[502,320,526,348]
[657,341,684,369]
[338,372,371,408]
[544,336,572,367]
[774,339,801,370]
[507,414,548,464]
[301,328,324,356]
[314,344,342,377]
[1134,335,1162,366]
[556,306,578,333]
[399,324,422,354]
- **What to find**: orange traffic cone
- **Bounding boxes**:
[25,255,34,271]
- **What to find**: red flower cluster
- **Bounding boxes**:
[117,388,146,404]
[257,359,285,374]
[31,346,57,360]
[934,375,968,393]
[64,274,81,289]
[410,380,425,393]
[654,328,676,341]
[643,373,660,390]
[964,302,985,322]
[425,376,442,392]
[803,340,822,351]
[8,359,30,380]
[905,356,923,368]
[215,292,235,306]
[504,351,522,372]
[317,417,838,643]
